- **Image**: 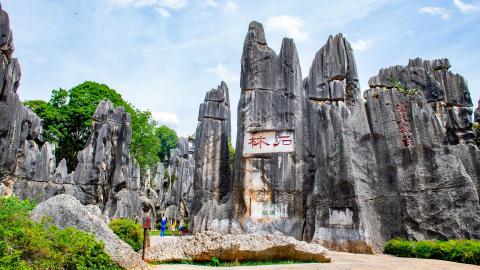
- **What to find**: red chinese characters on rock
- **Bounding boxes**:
[248,134,292,149]
[248,135,270,149]
[395,102,414,147]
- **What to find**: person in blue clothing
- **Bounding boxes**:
[160,214,168,237]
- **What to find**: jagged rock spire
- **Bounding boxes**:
[306,33,360,105]
[192,81,232,228]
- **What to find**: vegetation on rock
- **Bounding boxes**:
[0,196,122,270]
[473,123,480,148]
[384,238,480,265]
[24,81,178,171]
[389,77,419,96]
[109,218,144,252]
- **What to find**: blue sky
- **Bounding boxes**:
[3,0,480,139]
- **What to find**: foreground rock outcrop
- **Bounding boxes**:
[31,194,150,270]
[145,231,330,263]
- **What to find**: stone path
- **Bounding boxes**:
[149,251,480,270]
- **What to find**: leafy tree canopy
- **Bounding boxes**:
[24,81,176,171]
[156,125,179,161]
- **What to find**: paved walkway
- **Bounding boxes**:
[149,251,480,270]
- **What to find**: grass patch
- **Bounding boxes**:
[150,229,180,236]
[152,258,318,267]
[384,238,480,265]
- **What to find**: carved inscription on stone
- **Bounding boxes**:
[395,102,414,147]
[251,201,288,219]
[243,131,294,156]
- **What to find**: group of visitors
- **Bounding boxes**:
[159,214,187,237]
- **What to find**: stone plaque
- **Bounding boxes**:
[243,131,294,156]
[251,201,288,219]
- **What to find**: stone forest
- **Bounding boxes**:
[1,2,480,270]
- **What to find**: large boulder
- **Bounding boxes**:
[145,231,330,263]
[31,194,150,270]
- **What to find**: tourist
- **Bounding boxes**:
[178,220,185,237]
[171,219,177,236]
[160,215,167,237]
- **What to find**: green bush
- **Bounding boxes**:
[384,238,480,265]
[0,196,122,270]
[109,218,144,251]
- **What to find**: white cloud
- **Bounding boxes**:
[151,111,179,125]
[453,0,480,13]
[265,15,310,42]
[108,0,187,11]
[418,6,452,20]
[207,63,238,83]
[351,38,373,51]
[155,7,171,17]
[204,0,219,8]
[224,0,238,12]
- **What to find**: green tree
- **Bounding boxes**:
[228,139,235,172]
[24,81,163,171]
[156,125,179,161]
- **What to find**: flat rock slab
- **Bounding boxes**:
[150,251,479,270]
[145,231,330,263]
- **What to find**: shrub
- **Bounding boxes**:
[109,218,144,251]
[0,196,122,270]
[384,238,480,265]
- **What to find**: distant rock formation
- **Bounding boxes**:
[475,99,480,124]
[190,21,480,253]
[156,137,195,222]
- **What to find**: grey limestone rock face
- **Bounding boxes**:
[191,20,480,254]
[474,99,480,124]
[156,137,195,223]
[306,34,360,106]
[369,57,475,144]
[192,82,232,231]
[227,22,308,239]
[31,194,150,270]
[0,5,42,181]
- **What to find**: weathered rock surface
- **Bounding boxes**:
[230,22,308,238]
[156,137,195,222]
[191,21,480,254]
[31,194,150,270]
[0,4,42,189]
[474,99,480,124]
[369,58,475,144]
[192,82,232,231]
[145,231,330,263]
